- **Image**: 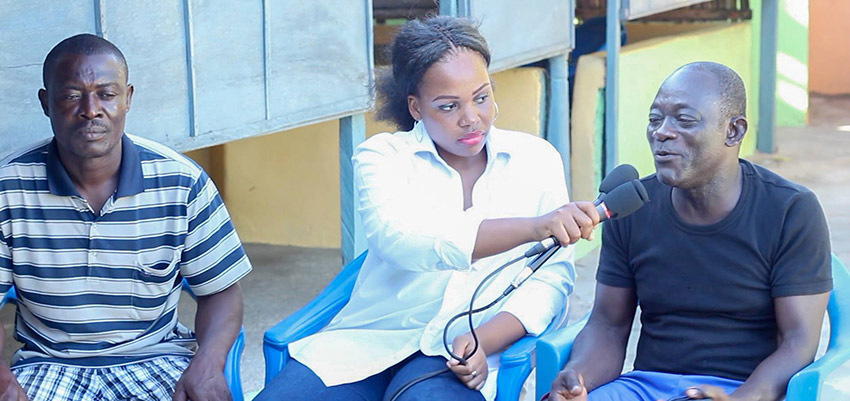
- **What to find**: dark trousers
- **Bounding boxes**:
[254,352,486,401]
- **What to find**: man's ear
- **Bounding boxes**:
[38,88,49,117]
[407,95,421,121]
[125,84,134,111]
[725,116,748,147]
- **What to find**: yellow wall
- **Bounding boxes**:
[809,0,850,95]
[194,67,546,248]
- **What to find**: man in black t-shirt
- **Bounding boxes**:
[548,62,832,401]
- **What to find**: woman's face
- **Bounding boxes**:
[407,48,495,163]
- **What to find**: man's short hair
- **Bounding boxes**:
[675,61,747,121]
[42,34,128,89]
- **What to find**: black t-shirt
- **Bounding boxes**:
[597,159,832,381]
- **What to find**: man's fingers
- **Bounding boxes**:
[551,370,586,399]
[0,386,19,401]
[685,385,725,400]
[566,371,584,394]
[172,384,188,401]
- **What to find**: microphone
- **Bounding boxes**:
[524,164,640,258]
[512,179,650,290]
[598,164,639,195]
[524,178,650,258]
[595,179,650,221]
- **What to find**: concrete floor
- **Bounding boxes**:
[1,95,848,399]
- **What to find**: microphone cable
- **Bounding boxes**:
[387,245,560,401]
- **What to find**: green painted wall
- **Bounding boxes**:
[615,23,758,177]
[751,0,810,127]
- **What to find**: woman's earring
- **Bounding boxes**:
[493,102,500,123]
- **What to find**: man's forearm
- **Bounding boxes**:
[730,336,819,401]
[564,322,630,392]
[193,283,243,367]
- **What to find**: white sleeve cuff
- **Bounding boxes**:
[500,280,566,336]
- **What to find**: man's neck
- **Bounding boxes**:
[58,147,122,214]
[671,161,743,225]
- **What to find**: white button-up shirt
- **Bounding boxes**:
[289,124,575,401]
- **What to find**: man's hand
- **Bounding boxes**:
[0,362,28,401]
[172,353,231,401]
[682,385,733,400]
[448,333,488,391]
[549,368,588,401]
[656,385,738,401]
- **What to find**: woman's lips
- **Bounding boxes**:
[458,131,485,146]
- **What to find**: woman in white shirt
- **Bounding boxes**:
[256,16,599,401]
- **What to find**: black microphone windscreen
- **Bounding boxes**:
[602,179,650,220]
[599,164,639,194]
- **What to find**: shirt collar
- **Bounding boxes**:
[46,134,145,198]
[409,122,512,165]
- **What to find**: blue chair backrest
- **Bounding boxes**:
[828,254,849,350]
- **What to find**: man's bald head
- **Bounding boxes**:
[43,34,128,89]
[666,62,747,123]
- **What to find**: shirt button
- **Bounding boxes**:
[90,251,98,258]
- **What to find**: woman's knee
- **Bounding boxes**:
[253,361,326,401]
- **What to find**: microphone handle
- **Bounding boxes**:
[525,203,609,258]
[523,236,558,257]
[596,202,613,221]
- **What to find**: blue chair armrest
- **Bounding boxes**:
[535,313,590,401]
[1,286,17,308]
[496,335,538,401]
[262,251,368,384]
[786,343,850,401]
[787,254,850,401]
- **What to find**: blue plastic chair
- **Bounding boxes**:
[535,253,850,401]
[1,279,246,401]
[263,251,565,400]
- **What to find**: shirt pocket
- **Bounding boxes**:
[131,249,181,318]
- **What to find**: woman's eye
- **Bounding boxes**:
[438,103,457,111]
[475,94,489,104]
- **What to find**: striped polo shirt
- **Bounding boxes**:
[0,134,252,367]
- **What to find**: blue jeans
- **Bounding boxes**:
[588,370,743,401]
[254,352,486,401]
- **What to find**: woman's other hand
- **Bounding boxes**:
[448,332,488,391]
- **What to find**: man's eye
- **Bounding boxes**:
[101,93,117,99]
[63,94,80,101]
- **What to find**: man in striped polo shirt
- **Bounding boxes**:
[0,34,252,400]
